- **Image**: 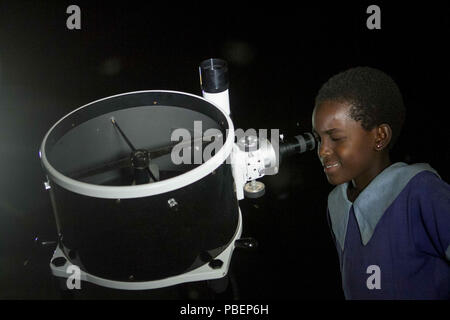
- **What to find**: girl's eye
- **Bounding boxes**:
[331,137,344,142]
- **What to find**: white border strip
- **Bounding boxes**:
[40,90,234,199]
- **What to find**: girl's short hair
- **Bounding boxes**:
[315,66,405,150]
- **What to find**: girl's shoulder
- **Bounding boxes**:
[406,169,450,200]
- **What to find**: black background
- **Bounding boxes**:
[0,1,449,301]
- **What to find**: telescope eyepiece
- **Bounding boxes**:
[279,132,317,162]
[199,58,229,93]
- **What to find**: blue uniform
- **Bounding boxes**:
[327,162,450,299]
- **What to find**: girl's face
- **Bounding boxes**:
[312,100,381,187]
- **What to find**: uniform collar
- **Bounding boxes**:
[328,162,439,250]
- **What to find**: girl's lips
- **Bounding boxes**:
[324,162,340,173]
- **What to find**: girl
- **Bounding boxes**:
[312,67,450,299]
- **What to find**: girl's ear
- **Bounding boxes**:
[374,124,392,151]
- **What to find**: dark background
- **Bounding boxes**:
[0,1,449,300]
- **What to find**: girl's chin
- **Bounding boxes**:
[326,174,349,186]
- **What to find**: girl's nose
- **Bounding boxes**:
[318,139,332,160]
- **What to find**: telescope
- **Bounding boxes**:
[38,58,317,291]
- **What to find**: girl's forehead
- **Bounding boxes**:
[312,100,354,131]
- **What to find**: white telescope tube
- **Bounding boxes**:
[201,89,230,115]
[199,58,231,115]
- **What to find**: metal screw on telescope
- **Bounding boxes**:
[244,179,265,198]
